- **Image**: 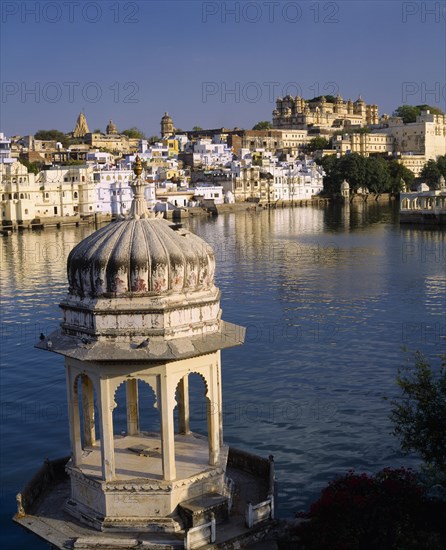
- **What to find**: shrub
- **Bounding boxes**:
[390,352,446,476]
[294,468,445,550]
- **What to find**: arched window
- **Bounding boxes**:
[74,191,78,199]
[45,193,49,198]
[20,193,24,199]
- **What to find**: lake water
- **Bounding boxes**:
[1,202,445,548]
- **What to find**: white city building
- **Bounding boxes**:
[0,133,15,164]
[93,168,156,216]
[266,160,324,202]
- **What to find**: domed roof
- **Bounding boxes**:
[67,157,215,298]
[67,217,215,298]
[106,119,118,134]
[161,112,172,121]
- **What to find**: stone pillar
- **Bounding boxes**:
[81,375,95,447]
[98,378,116,481]
[66,366,82,467]
[216,353,224,446]
[177,375,190,435]
[126,379,139,436]
[158,374,176,481]
[207,365,220,466]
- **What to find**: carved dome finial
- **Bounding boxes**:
[133,155,143,177]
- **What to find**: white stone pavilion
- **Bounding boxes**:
[15,157,276,548]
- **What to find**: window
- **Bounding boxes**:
[25,209,29,214]
[74,192,78,198]
[20,193,24,199]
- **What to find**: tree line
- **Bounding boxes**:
[317,153,415,195]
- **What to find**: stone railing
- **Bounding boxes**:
[184,513,216,549]
[245,454,276,528]
[245,495,274,528]
[15,456,70,516]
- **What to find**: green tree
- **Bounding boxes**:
[387,159,415,192]
[307,137,330,152]
[147,135,159,145]
[34,129,69,148]
[122,127,146,139]
[252,121,272,131]
[435,155,446,179]
[393,104,444,123]
[192,126,203,131]
[319,155,342,195]
[421,159,442,189]
[390,352,446,476]
[339,153,367,192]
[393,106,419,123]
[364,156,391,193]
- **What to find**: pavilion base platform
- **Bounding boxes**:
[13,448,276,549]
[64,432,228,532]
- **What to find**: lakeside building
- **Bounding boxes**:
[0,163,95,225]
[230,157,323,203]
[400,178,446,224]
[273,94,379,131]
[376,111,446,176]
[331,110,446,176]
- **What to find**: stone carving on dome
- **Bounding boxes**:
[67,157,216,299]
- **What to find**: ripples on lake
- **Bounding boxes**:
[1,203,445,547]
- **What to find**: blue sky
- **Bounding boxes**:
[1,0,445,136]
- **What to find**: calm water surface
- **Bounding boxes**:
[1,203,445,548]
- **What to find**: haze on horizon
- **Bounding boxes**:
[1,0,445,137]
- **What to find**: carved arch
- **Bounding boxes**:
[112,376,158,408]
[172,370,210,400]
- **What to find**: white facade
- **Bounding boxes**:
[0,163,96,223]
[190,185,224,205]
[0,133,15,164]
[93,168,156,215]
[191,139,233,168]
[265,160,324,201]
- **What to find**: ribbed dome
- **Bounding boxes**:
[67,217,215,298]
